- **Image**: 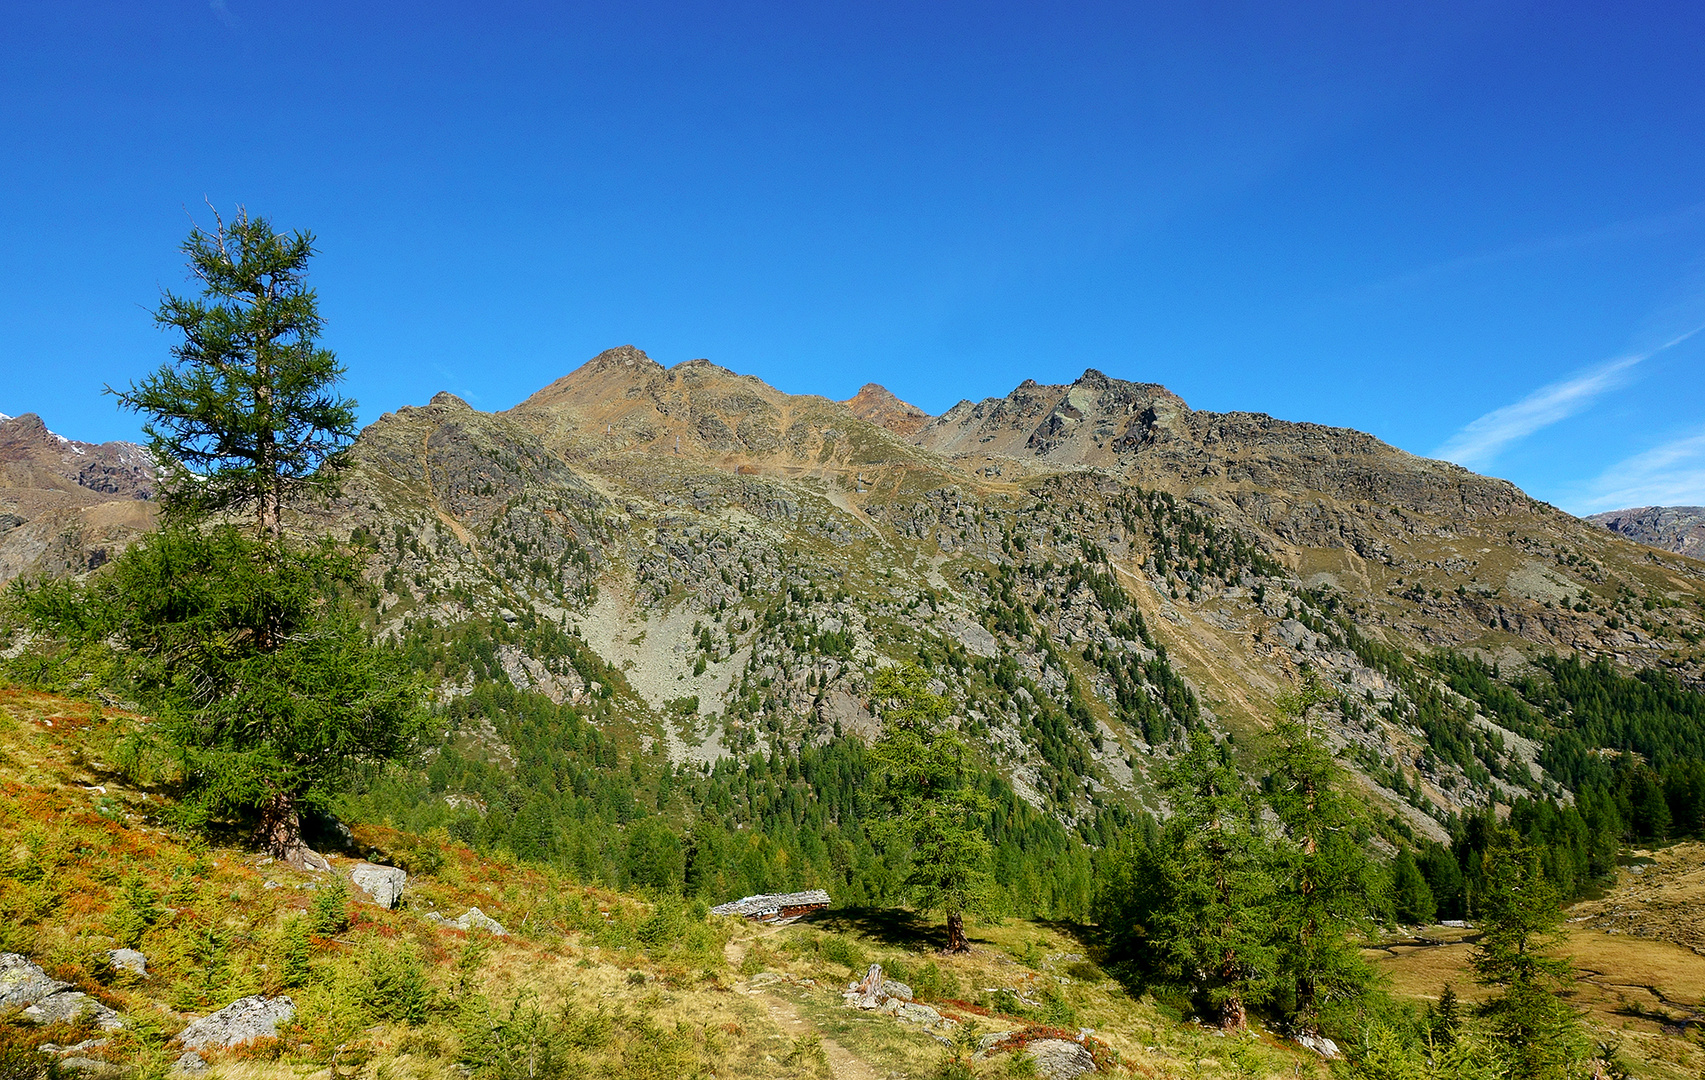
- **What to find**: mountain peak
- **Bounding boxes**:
[587,344,662,373]
[842,383,931,436]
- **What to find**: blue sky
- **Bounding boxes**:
[2,1,1702,514]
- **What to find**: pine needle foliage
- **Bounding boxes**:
[1469,834,1588,1080]
[868,662,993,953]
[114,206,356,538]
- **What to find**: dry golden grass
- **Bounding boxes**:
[1367,898,1705,1080]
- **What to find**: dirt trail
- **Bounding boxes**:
[725,929,884,1080]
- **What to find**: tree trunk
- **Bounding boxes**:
[1293,974,1319,1036]
[260,791,328,871]
[1221,993,1247,1031]
[943,911,971,954]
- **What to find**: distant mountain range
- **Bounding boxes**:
[5,350,1704,835]
[1587,505,1705,559]
[0,411,156,581]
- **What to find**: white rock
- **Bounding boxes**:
[108,949,148,976]
[0,952,69,1009]
[350,862,407,909]
[456,907,507,935]
[896,1002,945,1026]
[177,995,295,1050]
[22,991,123,1031]
[1026,1037,1097,1079]
[1295,1034,1342,1059]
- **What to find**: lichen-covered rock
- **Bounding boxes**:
[108,949,148,976]
[0,952,69,1009]
[1295,1034,1342,1059]
[22,990,122,1031]
[350,862,407,909]
[177,995,295,1051]
[1026,1038,1097,1079]
[896,1002,944,1026]
[429,907,509,935]
[172,1051,208,1074]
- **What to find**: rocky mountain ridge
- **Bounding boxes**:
[1589,505,1705,559]
[9,349,1705,838]
[0,412,157,582]
[285,348,1705,837]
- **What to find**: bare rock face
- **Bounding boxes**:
[177,995,295,1051]
[842,383,932,437]
[1587,505,1705,559]
[0,413,158,583]
[350,862,407,909]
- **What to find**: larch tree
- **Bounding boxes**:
[868,662,992,954]
[1151,729,1278,1029]
[1470,833,1588,1080]
[1263,671,1377,1034]
[17,207,422,869]
[114,205,356,540]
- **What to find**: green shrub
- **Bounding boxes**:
[636,895,689,950]
[110,874,162,949]
[310,875,351,936]
[280,916,312,989]
[359,942,432,1025]
[816,933,866,973]
[1063,960,1102,982]
[458,993,573,1080]
[903,960,961,1001]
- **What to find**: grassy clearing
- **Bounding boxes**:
[1367,915,1705,1080]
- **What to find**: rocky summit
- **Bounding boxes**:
[0,412,157,583]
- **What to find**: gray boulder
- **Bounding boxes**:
[108,949,148,977]
[22,991,123,1031]
[1027,1038,1097,1079]
[172,1051,208,1074]
[0,952,69,1009]
[1295,1034,1342,1059]
[350,862,407,909]
[896,1001,945,1026]
[177,995,295,1050]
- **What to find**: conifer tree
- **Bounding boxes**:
[16,208,422,869]
[868,662,992,953]
[1262,673,1377,1033]
[1471,833,1587,1080]
[114,206,357,540]
[1151,729,1277,1029]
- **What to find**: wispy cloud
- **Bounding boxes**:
[1434,355,1642,469]
[1573,429,1705,514]
[1376,199,1705,292]
[1434,325,1705,469]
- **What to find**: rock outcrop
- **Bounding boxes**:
[350,862,407,909]
[0,953,122,1032]
[176,994,295,1051]
[1588,505,1705,559]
